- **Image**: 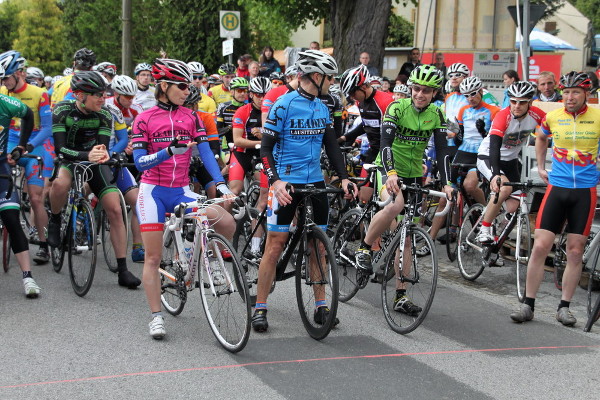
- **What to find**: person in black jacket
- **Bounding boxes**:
[259,46,281,77]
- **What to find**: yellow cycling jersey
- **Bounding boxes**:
[197,94,217,114]
[50,74,73,108]
[208,84,232,106]
[0,83,51,134]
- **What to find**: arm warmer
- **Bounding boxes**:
[323,126,348,180]
[433,128,451,184]
[18,107,34,147]
[110,127,128,154]
[489,134,502,177]
[196,139,225,185]
[133,148,170,171]
[29,109,52,148]
[379,120,396,175]
[343,122,365,144]
[261,129,280,185]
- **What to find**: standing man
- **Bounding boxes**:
[209,63,237,106]
[510,72,600,327]
[51,48,96,108]
[536,71,562,102]
[133,63,156,111]
[397,47,421,82]
[359,52,378,77]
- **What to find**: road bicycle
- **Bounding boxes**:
[159,195,251,352]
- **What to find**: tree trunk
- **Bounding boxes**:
[330,0,392,73]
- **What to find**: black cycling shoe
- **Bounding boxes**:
[252,309,268,332]
[354,248,373,275]
[314,306,340,327]
[118,270,141,288]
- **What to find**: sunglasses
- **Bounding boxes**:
[448,73,466,79]
[251,92,266,97]
[121,94,135,100]
[272,80,284,85]
[325,74,334,81]
[193,75,204,80]
[165,81,191,90]
[235,88,248,94]
[87,92,106,98]
[411,86,434,95]
[463,91,479,98]
[510,99,529,105]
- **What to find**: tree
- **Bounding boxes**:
[386,13,414,48]
[572,0,600,32]
[0,0,25,53]
[13,0,65,76]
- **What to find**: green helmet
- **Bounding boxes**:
[230,77,248,89]
[409,65,443,89]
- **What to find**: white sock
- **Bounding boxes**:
[251,237,261,252]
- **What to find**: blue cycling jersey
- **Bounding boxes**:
[262,88,332,184]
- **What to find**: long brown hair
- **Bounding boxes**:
[259,46,275,64]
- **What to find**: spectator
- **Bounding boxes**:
[259,46,281,77]
[397,47,421,82]
[248,61,260,80]
[359,52,378,76]
[536,71,562,102]
[236,54,252,78]
[380,77,391,92]
[501,69,520,107]
[433,52,447,80]
[309,41,320,50]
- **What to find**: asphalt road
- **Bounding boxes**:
[0,241,598,400]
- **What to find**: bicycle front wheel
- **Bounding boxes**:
[100,191,128,273]
[332,208,363,302]
[160,229,187,316]
[199,232,250,353]
[457,203,485,281]
[587,245,600,317]
[2,225,10,272]
[514,214,531,302]
[295,227,339,340]
[232,207,264,306]
[381,225,438,334]
[68,200,97,297]
[446,198,464,262]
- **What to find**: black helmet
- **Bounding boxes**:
[70,71,107,93]
[73,48,96,69]
[218,63,236,76]
[184,85,201,106]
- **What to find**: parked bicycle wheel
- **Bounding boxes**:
[2,225,9,272]
[587,245,600,317]
[445,197,464,262]
[381,225,438,334]
[51,211,69,273]
[68,200,97,297]
[246,180,261,208]
[332,208,364,302]
[296,227,339,340]
[232,207,264,306]
[99,191,128,273]
[553,231,567,291]
[160,229,187,316]
[199,232,250,353]
[514,214,531,302]
[457,203,485,281]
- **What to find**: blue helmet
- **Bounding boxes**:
[0,50,25,76]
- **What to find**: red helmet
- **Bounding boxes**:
[152,58,192,83]
[559,71,592,91]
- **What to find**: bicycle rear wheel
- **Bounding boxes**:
[199,232,250,353]
[445,198,463,262]
[514,214,531,302]
[457,203,485,281]
[295,227,339,340]
[332,209,363,302]
[160,230,187,316]
[2,225,10,272]
[68,200,97,297]
[381,225,438,334]
[247,180,261,208]
[587,245,600,317]
[232,207,264,306]
[100,191,128,273]
[553,231,567,291]
[52,210,70,273]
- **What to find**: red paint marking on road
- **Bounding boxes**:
[1,344,598,389]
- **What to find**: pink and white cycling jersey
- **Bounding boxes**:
[132,102,206,187]
[478,105,545,161]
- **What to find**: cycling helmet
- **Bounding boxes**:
[409,65,443,89]
[269,71,284,81]
[152,58,192,83]
[248,76,272,94]
[96,62,117,76]
[44,75,53,83]
[0,50,24,76]
[296,50,338,75]
[446,63,470,78]
[26,67,44,80]
[329,83,341,96]
[111,74,138,96]
[369,76,382,85]
[284,65,298,77]
[199,85,208,95]
[0,65,4,79]
[187,61,205,76]
[393,84,410,96]
[444,80,453,94]
[184,85,201,106]
[340,65,370,96]
[218,63,236,76]
[51,75,64,85]
[559,71,592,90]
[70,71,107,93]
[459,76,483,94]
[507,81,536,99]
[207,75,220,85]
[229,77,249,90]
[73,48,96,69]
[134,63,152,76]
[63,67,73,75]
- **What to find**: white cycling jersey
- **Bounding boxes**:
[134,85,156,111]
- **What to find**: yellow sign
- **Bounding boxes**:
[219,10,240,39]
[221,12,239,31]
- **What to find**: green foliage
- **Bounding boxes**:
[531,0,565,21]
[241,0,294,56]
[573,0,600,32]
[0,0,24,52]
[386,13,414,47]
[13,0,65,76]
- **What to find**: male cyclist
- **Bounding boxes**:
[51,48,96,108]
[133,63,156,111]
[510,72,600,327]
[188,62,216,114]
[209,63,236,106]
[216,77,249,151]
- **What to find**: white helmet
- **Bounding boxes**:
[63,67,73,75]
[296,50,338,75]
[444,80,453,94]
[111,74,138,96]
[134,62,152,76]
[248,76,272,94]
[96,61,117,76]
[187,61,205,76]
[393,84,410,96]
[284,65,298,77]
[51,75,64,85]
[26,67,44,80]
[459,76,483,94]
[44,75,53,83]
[447,63,470,78]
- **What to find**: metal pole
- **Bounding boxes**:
[523,0,530,81]
[122,0,132,76]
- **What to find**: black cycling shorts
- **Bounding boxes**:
[266,181,328,232]
[536,185,596,236]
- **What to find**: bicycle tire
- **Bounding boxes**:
[553,231,567,291]
[445,198,463,262]
[381,225,438,334]
[586,244,600,317]
[160,229,187,316]
[457,203,485,281]
[515,214,531,302]
[247,180,261,208]
[199,232,250,353]
[332,208,363,302]
[232,207,264,306]
[68,200,97,297]
[100,191,128,273]
[295,226,339,340]
[2,226,10,272]
[326,179,347,236]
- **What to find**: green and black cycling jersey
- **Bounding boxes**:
[376,97,447,180]
[52,100,112,161]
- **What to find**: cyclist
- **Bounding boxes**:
[392,84,410,100]
[26,67,45,88]
[105,74,143,128]
[0,51,54,263]
[132,58,234,339]
[49,71,141,289]
[51,48,96,108]
[96,62,117,97]
[216,77,249,152]
[188,62,216,114]
[354,65,447,314]
[0,64,42,297]
[208,63,236,106]
[253,50,355,333]
[133,63,156,111]
[261,65,299,125]
[476,81,545,242]
[510,72,600,327]
[269,71,285,88]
